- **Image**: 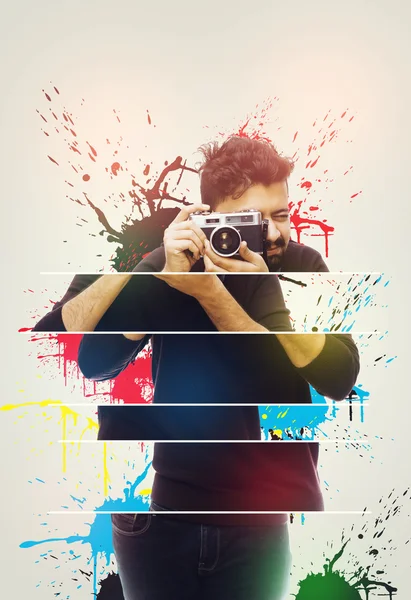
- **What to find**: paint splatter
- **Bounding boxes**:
[295,488,409,598]
[14,85,398,599]
[20,451,152,596]
[204,99,359,257]
[35,87,361,268]
[96,573,124,599]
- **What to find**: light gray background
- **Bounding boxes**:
[1,0,411,598]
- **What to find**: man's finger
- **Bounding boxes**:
[165,228,206,256]
[203,255,227,273]
[172,204,211,225]
[238,241,261,266]
[168,239,201,262]
[166,220,208,246]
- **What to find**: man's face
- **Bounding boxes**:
[214,181,290,270]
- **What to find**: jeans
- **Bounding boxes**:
[111,503,291,600]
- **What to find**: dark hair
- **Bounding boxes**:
[197,136,294,210]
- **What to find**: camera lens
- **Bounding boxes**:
[210,226,241,257]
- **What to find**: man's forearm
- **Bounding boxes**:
[276,334,326,368]
[61,274,133,331]
[195,279,267,332]
[196,281,326,359]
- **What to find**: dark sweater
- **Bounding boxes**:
[32,240,328,332]
[33,241,359,524]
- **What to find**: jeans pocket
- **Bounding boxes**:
[111,513,152,537]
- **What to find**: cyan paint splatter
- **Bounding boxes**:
[20,454,152,595]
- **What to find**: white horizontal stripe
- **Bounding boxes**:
[58,439,371,444]
[49,403,370,407]
[40,271,382,276]
[20,330,381,335]
[48,510,372,515]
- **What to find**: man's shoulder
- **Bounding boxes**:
[133,246,166,272]
[281,240,328,272]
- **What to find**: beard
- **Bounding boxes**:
[265,237,287,271]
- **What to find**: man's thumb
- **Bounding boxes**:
[239,241,251,257]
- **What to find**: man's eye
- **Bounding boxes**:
[273,214,289,220]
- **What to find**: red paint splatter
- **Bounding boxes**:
[86,142,97,157]
[301,181,312,189]
[230,99,275,142]
[62,112,75,126]
[143,165,150,176]
[43,91,52,101]
[48,156,59,166]
[292,131,298,142]
[82,174,90,182]
[111,162,121,176]
[37,110,47,123]
[350,192,361,198]
[289,201,334,257]
[34,334,152,403]
[54,86,60,95]
[147,110,152,125]
[111,352,153,403]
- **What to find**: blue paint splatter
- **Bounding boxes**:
[20,453,152,595]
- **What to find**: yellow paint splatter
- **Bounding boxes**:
[2,400,99,473]
[78,417,99,446]
[276,408,289,419]
[103,442,110,496]
[0,399,62,411]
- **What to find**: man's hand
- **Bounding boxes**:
[154,273,222,299]
[163,204,210,272]
[154,273,268,332]
[203,240,269,273]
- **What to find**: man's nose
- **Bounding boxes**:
[267,221,281,243]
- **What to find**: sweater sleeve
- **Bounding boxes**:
[32,247,165,332]
[133,247,166,272]
[74,249,163,380]
[78,333,152,381]
[311,251,329,273]
[296,333,360,401]
[248,275,293,332]
[32,275,101,332]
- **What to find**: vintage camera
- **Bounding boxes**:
[189,209,268,258]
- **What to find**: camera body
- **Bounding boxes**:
[189,209,267,258]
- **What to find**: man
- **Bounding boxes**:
[34,136,359,600]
